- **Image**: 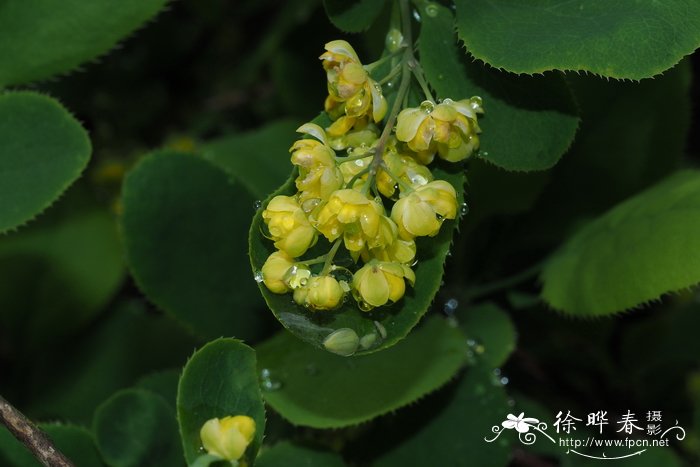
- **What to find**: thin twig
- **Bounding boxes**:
[0,394,73,467]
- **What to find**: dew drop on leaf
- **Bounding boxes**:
[443,297,459,315]
[260,368,283,391]
[425,3,439,17]
[254,200,262,210]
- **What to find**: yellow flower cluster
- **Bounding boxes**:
[259,40,483,313]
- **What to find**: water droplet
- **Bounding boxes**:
[347,147,354,155]
[354,159,365,167]
[425,3,439,17]
[358,300,372,312]
[323,328,360,356]
[419,100,435,114]
[260,368,282,391]
[470,96,483,110]
[198,446,206,453]
[443,298,459,315]
[412,9,422,22]
[254,270,264,283]
[359,332,378,349]
[386,81,394,89]
[373,321,387,339]
[467,338,485,355]
[500,376,509,385]
[460,202,469,216]
[437,74,444,80]
[254,200,262,210]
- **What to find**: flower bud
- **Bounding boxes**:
[200,415,255,461]
[294,275,345,311]
[261,251,295,294]
[391,180,457,239]
[352,260,415,309]
[262,195,317,257]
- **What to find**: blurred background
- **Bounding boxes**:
[1,0,699,465]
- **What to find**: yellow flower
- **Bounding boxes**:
[395,97,483,163]
[290,123,344,206]
[391,180,457,239]
[262,195,317,257]
[200,415,256,461]
[352,260,415,309]
[320,40,388,133]
[293,275,345,311]
[313,189,383,252]
[261,250,295,294]
[355,216,417,265]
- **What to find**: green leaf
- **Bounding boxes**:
[541,170,700,316]
[323,0,386,33]
[454,0,700,80]
[121,151,265,341]
[0,92,90,233]
[419,4,579,171]
[256,316,467,428]
[0,424,103,467]
[0,0,169,86]
[461,302,517,368]
[26,300,199,425]
[374,366,510,467]
[201,119,301,200]
[256,442,345,467]
[136,370,181,410]
[177,338,266,465]
[94,389,183,467]
[0,198,124,350]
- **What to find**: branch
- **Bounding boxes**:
[0,394,73,467]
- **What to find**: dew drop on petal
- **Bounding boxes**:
[254,270,264,283]
[420,100,435,114]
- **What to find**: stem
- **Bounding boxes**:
[378,63,402,85]
[364,48,405,73]
[296,255,327,266]
[463,261,544,301]
[411,62,435,101]
[380,163,413,193]
[0,395,73,467]
[346,167,370,188]
[367,0,415,180]
[321,239,343,275]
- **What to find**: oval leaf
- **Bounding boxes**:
[323,0,386,33]
[0,92,90,233]
[256,316,467,428]
[256,442,345,467]
[454,0,700,80]
[541,170,700,316]
[419,4,579,171]
[93,389,182,467]
[177,338,266,465]
[0,0,169,86]
[375,366,510,467]
[201,119,301,200]
[250,164,465,355]
[121,151,265,340]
